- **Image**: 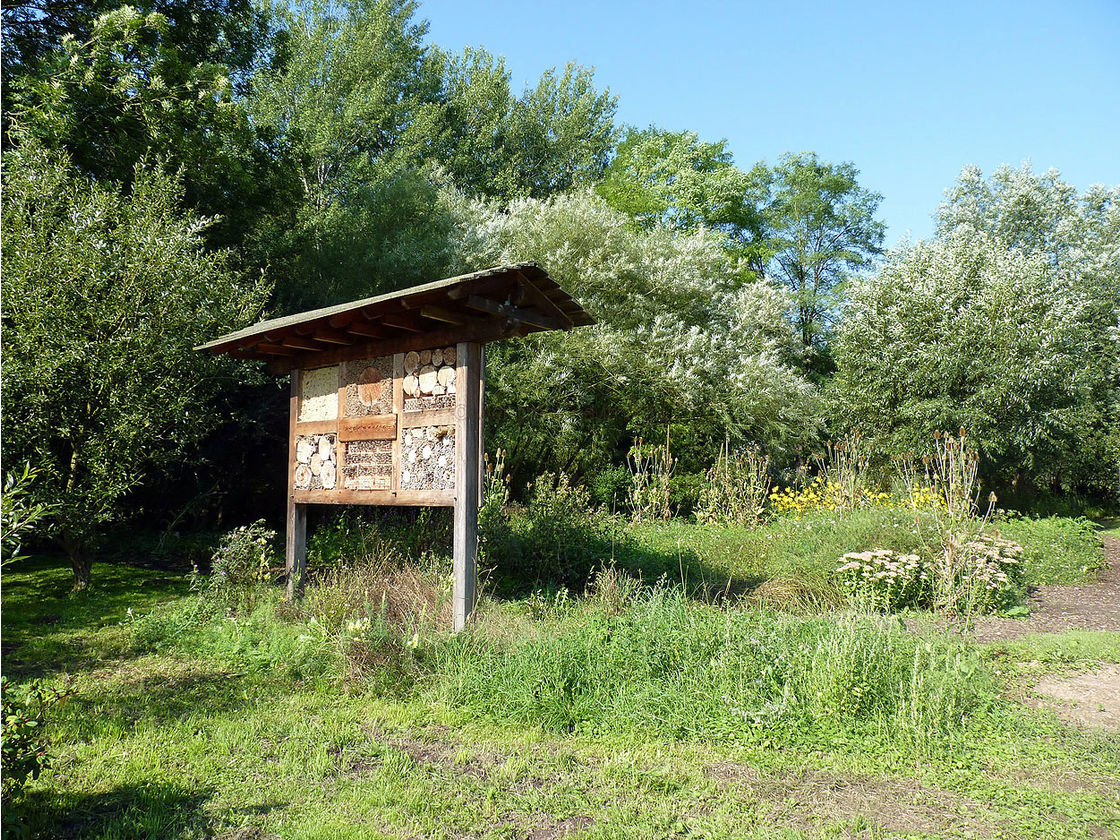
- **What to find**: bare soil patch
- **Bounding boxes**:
[708,764,997,838]
[971,536,1120,642]
[1032,664,1120,731]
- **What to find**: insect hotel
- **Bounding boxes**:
[197,264,594,630]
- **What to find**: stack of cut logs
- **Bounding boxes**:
[402,347,456,398]
[294,433,337,490]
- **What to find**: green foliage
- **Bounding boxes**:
[834,221,1116,494]
[247,0,458,309]
[306,510,380,569]
[479,471,620,592]
[751,152,885,359]
[0,144,270,587]
[197,521,280,611]
[596,127,766,280]
[458,190,820,485]
[1,465,54,567]
[997,515,1104,586]
[696,442,771,526]
[2,677,70,803]
[4,3,276,248]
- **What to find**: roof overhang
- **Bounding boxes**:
[195,263,594,373]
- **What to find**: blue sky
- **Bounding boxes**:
[419,0,1120,245]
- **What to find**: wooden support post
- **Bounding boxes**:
[286,370,308,599]
[478,346,486,495]
[285,497,307,599]
[453,341,482,631]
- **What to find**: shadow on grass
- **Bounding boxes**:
[12,781,214,840]
[60,664,265,735]
[2,557,192,679]
[484,519,767,602]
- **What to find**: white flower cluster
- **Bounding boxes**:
[959,534,1023,593]
[836,549,928,611]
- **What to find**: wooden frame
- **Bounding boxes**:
[197,266,593,631]
[283,345,483,629]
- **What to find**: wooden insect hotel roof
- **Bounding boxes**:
[196,263,594,371]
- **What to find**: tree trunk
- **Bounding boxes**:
[61,536,92,591]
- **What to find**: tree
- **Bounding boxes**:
[247,0,461,310]
[500,62,618,198]
[832,228,1117,494]
[0,143,270,588]
[751,153,885,360]
[3,4,278,250]
[453,191,819,485]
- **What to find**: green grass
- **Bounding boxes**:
[3,515,1119,839]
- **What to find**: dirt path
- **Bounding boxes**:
[970,535,1120,642]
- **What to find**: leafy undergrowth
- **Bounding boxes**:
[3,522,1118,839]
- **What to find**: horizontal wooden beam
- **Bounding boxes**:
[251,343,297,356]
[338,415,397,441]
[294,419,337,436]
[464,295,568,331]
[418,305,467,326]
[280,336,324,352]
[293,488,455,507]
[266,318,519,375]
[380,313,426,333]
[345,322,388,339]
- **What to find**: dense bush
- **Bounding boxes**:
[194,521,280,612]
[833,166,1119,497]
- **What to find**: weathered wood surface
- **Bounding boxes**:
[286,371,307,599]
[338,415,397,441]
[453,341,482,631]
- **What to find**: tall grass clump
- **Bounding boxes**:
[434,588,993,758]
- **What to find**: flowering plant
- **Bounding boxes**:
[836,549,929,611]
[195,520,279,610]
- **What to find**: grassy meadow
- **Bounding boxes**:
[2,506,1119,840]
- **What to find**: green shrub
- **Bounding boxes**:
[1,464,53,567]
[589,464,630,510]
[2,677,70,802]
[196,520,280,612]
[484,473,617,592]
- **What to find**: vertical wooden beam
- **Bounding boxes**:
[478,346,486,495]
[453,341,482,631]
[286,370,308,599]
[391,353,404,493]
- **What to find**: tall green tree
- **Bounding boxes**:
[833,165,1119,494]
[0,143,270,588]
[751,153,885,359]
[596,127,767,279]
[3,3,278,249]
[248,0,459,310]
[423,48,618,200]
